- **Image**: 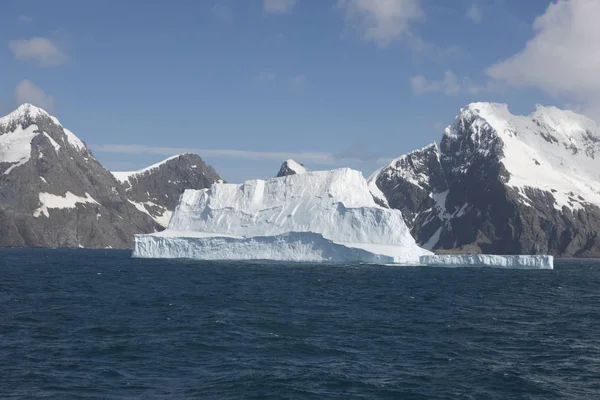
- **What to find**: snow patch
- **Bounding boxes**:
[112,154,183,182]
[422,227,442,250]
[34,192,100,218]
[0,124,38,175]
[127,199,172,227]
[63,128,86,151]
[43,133,61,153]
[366,167,389,207]
[284,159,307,174]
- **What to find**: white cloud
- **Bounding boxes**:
[410,71,497,96]
[14,80,55,112]
[91,143,391,165]
[487,0,600,120]
[264,0,295,14]
[17,15,34,22]
[411,71,461,95]
[212,3,233,23]
[338,0,423,47]
[92,144,336,164]
[466,4,482,23]
[8,37,67,67]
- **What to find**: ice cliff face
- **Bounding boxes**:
[113,154,222,227]
[134,168,430,263]
[420,254,553,269]
[370,102,600,257]
[0,104,160,248]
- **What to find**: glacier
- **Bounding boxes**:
[133,168,431,263]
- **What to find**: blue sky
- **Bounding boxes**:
[2,0,597,182]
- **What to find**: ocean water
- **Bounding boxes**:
[1,250,599,399]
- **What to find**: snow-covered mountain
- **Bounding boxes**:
[369,102,600,257]
[276,159,307,177]
[0,104,161,248]
[134,168,430,263]
[113,154,222,227]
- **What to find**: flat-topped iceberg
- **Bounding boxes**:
[133,168,431,263]
[420,254,554,269]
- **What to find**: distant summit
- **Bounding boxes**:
[276,159,307,177]
[112,153,222,227]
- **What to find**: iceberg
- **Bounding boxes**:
[133,168,431,263]
[419,254,554,269]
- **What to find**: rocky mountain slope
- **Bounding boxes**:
[0,104,221,248]
[0,104,162,248]
[369,102,600,257]
[113,154,222,227]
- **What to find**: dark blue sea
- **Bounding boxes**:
[1,249,599,399]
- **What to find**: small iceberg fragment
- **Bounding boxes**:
[419,254,554,269]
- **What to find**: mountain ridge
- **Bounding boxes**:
[369,102,600,257]
[0,104,220,248]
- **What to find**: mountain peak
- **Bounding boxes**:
[277,159,307,177]
[112,153,220,184]
[0,103,52,126]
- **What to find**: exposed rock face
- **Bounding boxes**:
[369,143,446,229]
[113,154,222,227]
[369,102,600,257]
[0,104,161,248]
[276,159,307,177]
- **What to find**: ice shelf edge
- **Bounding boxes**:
[419,254,554,269]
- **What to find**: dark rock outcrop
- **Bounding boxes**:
[369,102,600,257]
[0,104,161,248]
[276,159,307,177]
[114,154,222,227]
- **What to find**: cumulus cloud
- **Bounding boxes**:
[466,4,483,23]
[410,71,490,96]
[8,37,67,67]
[338,0,423,47]
[486,0,600,120]
[14,80,55,112]
[264,0,295,14]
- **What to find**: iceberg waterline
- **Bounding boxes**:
[134,231,401,264]
[420,254,554,270]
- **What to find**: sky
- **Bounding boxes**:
[2,0,599,183]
